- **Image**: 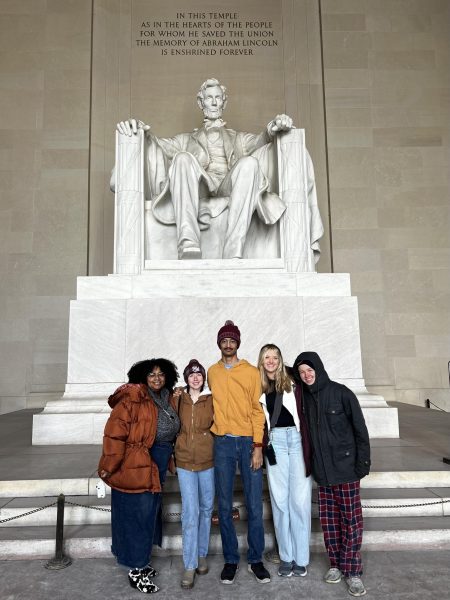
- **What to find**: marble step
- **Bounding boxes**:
[1,488,449,529]
[2,468,450,499]
[2,515,450,560]
[0,471,268,498]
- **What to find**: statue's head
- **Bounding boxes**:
[197,78,228,120]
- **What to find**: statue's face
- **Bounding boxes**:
[200,85,225,120]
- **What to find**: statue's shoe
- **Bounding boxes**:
[179,246,202,259]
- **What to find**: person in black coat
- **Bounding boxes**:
[292,351,370,598]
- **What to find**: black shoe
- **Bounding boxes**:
[221,563,239,584]
[136,578,159,594]
[128,569,141,586]
[128,566,158,582]
[248,562,271,583]
[292,562,307,577]
[141,565,158,578]
[128,569,159,594]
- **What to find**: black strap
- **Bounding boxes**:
[270,392,284,429]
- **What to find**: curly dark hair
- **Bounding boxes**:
[127,358,179,392]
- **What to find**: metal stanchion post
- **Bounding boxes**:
[45,493,72,570]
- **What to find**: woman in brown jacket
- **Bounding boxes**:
[98,358,180,594]
[174,359,214,590]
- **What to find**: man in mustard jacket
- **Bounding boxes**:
[208,320,270,585]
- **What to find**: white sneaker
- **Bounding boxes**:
[346,576,366,597]
[324,567,342,583]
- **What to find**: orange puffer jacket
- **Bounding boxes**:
[98,383,168,493]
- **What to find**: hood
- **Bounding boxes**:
[292,351,330,393]
[182,385,211,399]
[200,385,211,397]
[216,358,253,370]
[108,383,147,409]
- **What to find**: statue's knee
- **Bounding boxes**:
[172,151,195,168]
[236,155,259,173]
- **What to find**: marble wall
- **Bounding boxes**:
[322,0,450,408]
[0,0,448,414]
[88,0,331,275]
[0,0,92,414]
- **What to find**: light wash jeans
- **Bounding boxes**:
[266,426,312,567]
[177,467,215,570]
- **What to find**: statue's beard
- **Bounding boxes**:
[203,106,223,120]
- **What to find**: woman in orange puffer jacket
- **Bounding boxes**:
[98,358,180,594]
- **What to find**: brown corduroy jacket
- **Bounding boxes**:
[98,383,176,493]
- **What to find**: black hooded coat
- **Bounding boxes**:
[292,351,371,487]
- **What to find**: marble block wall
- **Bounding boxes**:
[67,273,362,386]
[321,0,450,409]
[32,271,399,443]
[0,0,449,416]
[0,1,92,414]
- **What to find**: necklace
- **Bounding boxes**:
[153,396,175,420]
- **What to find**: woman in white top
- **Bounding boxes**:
[257,343,312,578]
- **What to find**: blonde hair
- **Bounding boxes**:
[257,344,292,394]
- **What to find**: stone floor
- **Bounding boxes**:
[0,401,449,599]
[1,550,449,600]
[390,401,450,460]
[0,402,448,483]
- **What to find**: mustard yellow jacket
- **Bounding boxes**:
[207,359,265,443]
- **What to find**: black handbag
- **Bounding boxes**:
[264,442,277,465]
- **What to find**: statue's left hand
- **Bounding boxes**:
[267,114,294,134]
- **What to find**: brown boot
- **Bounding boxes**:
[196,557,208,575]
[181,569,196,589]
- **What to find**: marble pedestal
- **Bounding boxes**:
[32,261,399,444]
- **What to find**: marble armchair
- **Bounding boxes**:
[113,128,323,273]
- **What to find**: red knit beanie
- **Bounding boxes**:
[217,320,241,347]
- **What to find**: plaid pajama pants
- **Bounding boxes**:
[318,481,363,577]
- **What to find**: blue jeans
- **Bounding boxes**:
[214,435,264,564]
[150,441,173,547]
[177,467,215,569]
[266,427,312,566]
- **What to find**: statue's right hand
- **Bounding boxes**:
[116,118,151,136]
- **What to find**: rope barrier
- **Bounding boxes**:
[1,496,449,524]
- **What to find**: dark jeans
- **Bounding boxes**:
[111,441,173,568]
[214,435,264,564]
[150,441,172,547]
